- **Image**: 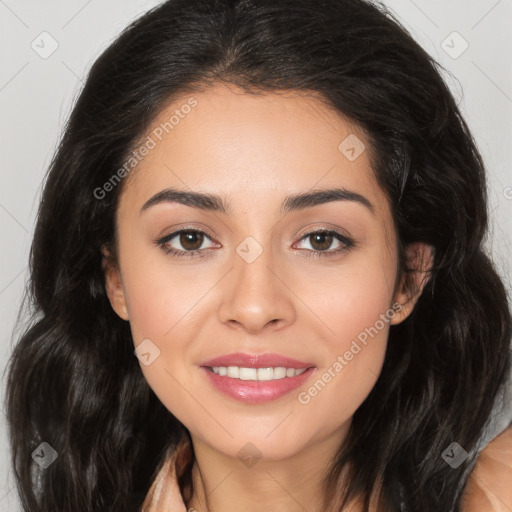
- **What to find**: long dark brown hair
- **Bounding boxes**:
[5,0,511,510]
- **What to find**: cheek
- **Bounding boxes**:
[117,238,220,421]
[119,231,210,344]
[292,237,397,353]
[119,258,205,424]
[292,247,396,427]
[330,265,395,356]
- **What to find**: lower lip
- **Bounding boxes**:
[200,366,317,404]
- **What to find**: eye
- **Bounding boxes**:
[156,229,218,258]
[293,229,354,258]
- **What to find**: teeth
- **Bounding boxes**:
[227,366,239,378]
[258,368,274,381]
[210,366,308,380]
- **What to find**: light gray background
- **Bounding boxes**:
[1,1,511,510]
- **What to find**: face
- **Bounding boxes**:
[104,82,430,462]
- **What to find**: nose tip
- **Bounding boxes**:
[217,256,296,334]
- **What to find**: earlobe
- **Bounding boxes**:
[101,245,129,321]
[390,242,434,325]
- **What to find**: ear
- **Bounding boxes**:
[101,244,129,321]
[390,242,434,325]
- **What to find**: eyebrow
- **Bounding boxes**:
[141,187,375,216]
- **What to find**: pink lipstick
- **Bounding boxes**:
[199,352,317,404]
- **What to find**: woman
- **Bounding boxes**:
[5,0,512,510]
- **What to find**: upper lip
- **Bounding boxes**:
[200,352,315,369]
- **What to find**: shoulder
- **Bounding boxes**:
[460,425,512,512]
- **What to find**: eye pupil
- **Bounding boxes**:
[310,233,333,251]
[180,231,203,250]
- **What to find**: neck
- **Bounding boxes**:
[184,425,363,512]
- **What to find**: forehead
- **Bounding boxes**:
[119,82,389,223]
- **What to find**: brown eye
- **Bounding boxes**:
[294,229,355,258]
[179,231,204,251]
[308,232,334,251]
[156,229,217,257]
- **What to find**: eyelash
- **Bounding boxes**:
[155,228,355,259]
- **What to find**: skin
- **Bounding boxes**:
[103,82,433,512]
[461,426,512,512]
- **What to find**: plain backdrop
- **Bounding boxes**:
[1,1,511,510]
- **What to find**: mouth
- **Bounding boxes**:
[198,352,317,403]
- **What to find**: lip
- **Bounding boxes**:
[199,352,317,404]
[200,352,314,369]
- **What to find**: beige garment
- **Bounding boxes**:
[141,426,512,511]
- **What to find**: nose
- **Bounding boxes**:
[217,245,296,334]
